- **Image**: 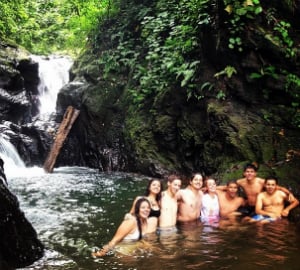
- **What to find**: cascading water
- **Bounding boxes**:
[0,136,25,176]
[30,54,73,114]
[0,54,73,174]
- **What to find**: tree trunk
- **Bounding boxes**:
[43,106,80,173]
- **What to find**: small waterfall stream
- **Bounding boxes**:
[0,54,73,173]
[30,55,73,114]
[0,136,26,178]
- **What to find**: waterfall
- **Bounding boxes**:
[0,55,72,177]
[31,55,73,114]
[0,136,45,178]
[0,136,25,177]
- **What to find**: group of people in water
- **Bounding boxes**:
[91,163,299,257]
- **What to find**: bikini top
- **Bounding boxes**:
[149,208,161,218]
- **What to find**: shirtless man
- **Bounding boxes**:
[177,173,203,222]
[250,177,299,223]
[158,174,182,229]
[236,163,290,216]
[217,180,246,218]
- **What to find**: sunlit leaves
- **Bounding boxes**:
[0,0,112,55]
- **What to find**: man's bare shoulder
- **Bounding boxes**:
[236,178,246,185]
[274,189,287,197]
[256,177,265,183]
[257,191,267,199]
[176,189,185,200]
[178,188,192,197]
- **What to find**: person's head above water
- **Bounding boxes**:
[144,178,162,201]
[166,174,182,196]
[134,197,151,219]
[243,163,258,172]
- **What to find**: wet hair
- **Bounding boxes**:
[226,180,238,186]
[204,178,216,187]
[134,198,150,240]
[243,163,258,172]
[167,174,181,183]
[182,173,203,187]
[190,173,203,182]
[144,178,162,203]
[265,176,279,185]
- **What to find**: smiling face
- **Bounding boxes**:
[264,179,277,195]
[206,179,216,193]
[227,182,238,198]
[139,200,151,218]
[190,174,203,190]
[243,168,257,181]
[168,179,182,196]
[149,180,161,195]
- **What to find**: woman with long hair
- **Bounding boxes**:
[92,197,151,257]
[127,179,162,233]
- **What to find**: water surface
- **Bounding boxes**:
[9,167,300,270]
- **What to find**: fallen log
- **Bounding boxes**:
[43,106,80,173]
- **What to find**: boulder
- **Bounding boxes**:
[0,158,44,268]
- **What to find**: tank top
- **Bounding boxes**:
[123,228,140,240]
[201,193,220,223]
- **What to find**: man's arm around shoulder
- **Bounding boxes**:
[281,192,299,217]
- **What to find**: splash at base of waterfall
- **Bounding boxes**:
[0,136,46,178]
[0,136,25,168]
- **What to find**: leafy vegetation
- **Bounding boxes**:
[1,0,300,126]
[90,1,299,115]
[0,0,113,55]
[224,0,263,51]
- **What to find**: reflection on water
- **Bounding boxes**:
[9,167,300,270]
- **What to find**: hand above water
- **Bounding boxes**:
[91,244,111,257]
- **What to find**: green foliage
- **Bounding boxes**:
[250,66,300,127]
[224,3,296,58]
[249,65,278,80]
[212,66,237,100]
[224,0,263,52]
[0,0,27,40]
[0,0,114,55]
[216,90,226,100]
[107,0,213,105]
[265,8,296,59]
[283,72,300,117]
[214,66,237,79]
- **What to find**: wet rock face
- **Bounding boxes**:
[0,42,54,167]
[0,43,39,125]
[0,158,44,268]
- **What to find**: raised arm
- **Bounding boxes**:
[216,185,227,191]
